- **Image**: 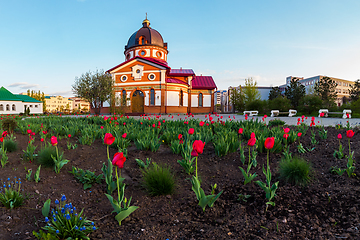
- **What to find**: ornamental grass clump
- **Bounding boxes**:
[141,162,176,196]
[279,155,313,187]
[3,138,18,152]
[0,177,25,209]
[37,145,57,167]
[33,195,96,240]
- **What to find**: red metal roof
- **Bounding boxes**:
[191,76,217,90]
[168,69,195,76]
[166,78,189,85]
[106,56,169,73]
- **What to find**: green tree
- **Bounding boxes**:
[243,78,261,107]
[268,86,282,100]
[285,78,306,109]
[349,79,360,102]
[229,86,245,112]
[299,94,322,114]
[72,69,113,115]
[314,76,338,108]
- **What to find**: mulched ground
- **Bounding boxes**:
[0,126,359,240]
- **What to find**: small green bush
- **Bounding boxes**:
[268,119,286,127]
[279,156,313,187]
[1,118,18,133]
[37,146,58,167]
[141,163,176,196]
[4,139,18,152]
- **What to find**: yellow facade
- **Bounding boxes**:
[44,95,73,113]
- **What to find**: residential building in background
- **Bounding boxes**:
[214,90,229,112]
[68,97,90,113]
[0,86,43,114]
[284,75,354,106]
[44,95,73,113]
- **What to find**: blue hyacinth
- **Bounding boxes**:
[55,199,59,204]
[45,217,49,222]
[56,230,59,234]
[65,214,71,220]
[61,195,66,201]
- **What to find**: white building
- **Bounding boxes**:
[0,86,43,115]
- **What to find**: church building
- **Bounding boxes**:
[106,18,217,114]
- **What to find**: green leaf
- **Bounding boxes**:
[115,206,139,225]
[42,199,51,217]
[83,183,92,190]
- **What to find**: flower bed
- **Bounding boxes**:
[0,114,359,239]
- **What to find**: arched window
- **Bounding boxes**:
[198,93,203,107]
[6,104,10,111]
[0,104,3,111]
[12,104,16,111]
[150,89,155,106]
[179,90,183,106]
[122,89,126,106]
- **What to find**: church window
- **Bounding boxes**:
[120,75,128,82]
[140,50,146,56]
[150,89,155,106]
[0,104,3,111]
[136,69,141,74]
[179,90,183,106]
[12,104,15,111]
[148,73,156,80]
[198,93,203,107]
[6,104,10,111]
[122,89,127,106]
[156,51,162,58]
[126,54,130,60]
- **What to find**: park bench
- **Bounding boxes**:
[270,109,297,117]
[318,109,351,119]
[243,110,258,116]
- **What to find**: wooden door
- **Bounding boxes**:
[132,90,144,113]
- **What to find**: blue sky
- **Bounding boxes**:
[1,0,359,96]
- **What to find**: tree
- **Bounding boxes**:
[72,69,113,115]
[26,89,46,112]
[229,86,245,112]
[285,78,305,109]
[314,76,338,108]
[243,77,261,107]
[349,79,360,102]
[268,87,282,100]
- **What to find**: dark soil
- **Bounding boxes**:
[1,127,360,240]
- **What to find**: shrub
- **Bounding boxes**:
[268,96,292,112]
[141,163,176,196]
[246,99,267,114]
[37,146,58,167]
[1,118,17,133]
[268,119,286,127]
[279,156,313,187]
[299,94,322,114]
[4,139,18,152]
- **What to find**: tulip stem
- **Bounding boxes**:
[267,150,270,170]
[195,156,198,179]
[115,167,120,204]
[248,147,251,165]
[107,146,110,161]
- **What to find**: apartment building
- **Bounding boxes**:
[68,97,90,112]
[44,95,73,113]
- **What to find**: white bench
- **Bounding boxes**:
[271,109,297,117]
[243,110,258,116]
[318,109,351,119]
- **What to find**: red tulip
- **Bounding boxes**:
[188,128,194,135]
[152,124,156,128]
[297,132,302,137]
[264,137,275,149]
[50,136,58,146]
[311,116,315,121]
[199,121,204,127]
[27,129,32,134]
[192,140,205,156]
[0,137,3,142]
[264,114,268,118]
[283,133,289,139]
[178,134,182,140]
[104,133,115,145]
[250,132,255,139]
[346,130,354,138]
[179,139,184,144]
[2,131,8,137]
[337,134,342,139]
[238,128,243,134]
[112,152,126,169]
[247,137,256,147]
[122,133,127,138]
[43,130,47,134]
[283,128,290,134]
[41,138,44,142]
[320,112,324,117]
[68,134,71,138]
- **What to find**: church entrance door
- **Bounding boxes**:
[132,90,144,113]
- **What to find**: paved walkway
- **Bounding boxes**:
[130,114,360,127]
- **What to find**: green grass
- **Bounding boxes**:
[279,155,313,187]
[141,162,176,196]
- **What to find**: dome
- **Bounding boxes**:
[125,19,166,50]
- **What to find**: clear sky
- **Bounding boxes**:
[1,0,359,97]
